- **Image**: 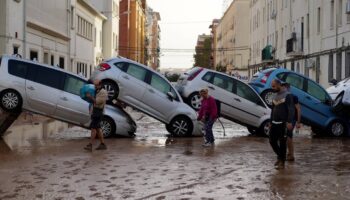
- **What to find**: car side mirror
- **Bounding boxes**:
[330,79,338,85]
[167,92,175,101]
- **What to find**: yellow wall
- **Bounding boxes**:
[129,0,146,64]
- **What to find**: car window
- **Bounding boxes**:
[8,60,27,79]
[113,62,127,71]
[27,64,64,90]
[202,72,213,82]
[285,73,304,90]
[212,73,234,92]
[276,72,286,80]
[236,81,265,106]
[307,80,327,102]
[64,75,86,96]
[150,73,179,100]
[126,64,147,81]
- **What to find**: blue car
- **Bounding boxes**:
[249,68,349,137]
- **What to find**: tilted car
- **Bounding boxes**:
[0,55,136,138]
[327,77,350,112]
[90,57,202,137]
[175,67,271,136]
[249,68,349,136]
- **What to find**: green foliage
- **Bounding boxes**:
[194,37,212,68]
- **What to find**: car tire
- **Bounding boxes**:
[247,126,257,135]
[261,90,275,108]
[327,120,347,137]
[102,80,119,101]
[311,126,323,136]
[187,92,201,111]
[258,120,270,137]
[168,116,193,137]
[0,90,22,113]
[100,116,116,138]
[332,92,344,113]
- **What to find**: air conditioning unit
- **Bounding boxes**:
[347,0,350,14]
[271,10,277,19]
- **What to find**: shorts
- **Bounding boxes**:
[90,116,102,129]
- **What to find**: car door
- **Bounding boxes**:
[117,63,147,108]
[234,80,269,127]
[25,64,64,115]
[303,79,333,126]
[55,75,90,125]
[143,72,180,123]
[206,73,244,122]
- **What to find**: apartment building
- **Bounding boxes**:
[146,7,161,70]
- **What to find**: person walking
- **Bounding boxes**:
[84,80,108,151]
[197,88,218,147]
[269,79,295,169]
[282,82,301,161]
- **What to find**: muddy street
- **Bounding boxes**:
[0,112,350,200]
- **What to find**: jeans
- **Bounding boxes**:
[204,119,215,143]
[269,123,287,161]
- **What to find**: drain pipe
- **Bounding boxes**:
[23,0,27,58]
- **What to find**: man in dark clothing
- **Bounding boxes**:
[269,79,295,169]
[282,82,301,161]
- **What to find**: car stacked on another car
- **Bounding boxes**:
[90,56,202,137]
[0,55,136,138]
[175,67,271,136]
[327,77,350,113]
[249,68,349,137]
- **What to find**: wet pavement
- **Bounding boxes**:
[1,111,350,199]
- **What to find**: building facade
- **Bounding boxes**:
[146,7,161,70]
[249,0,350,88]
[0,0,112,78]
[209,19,220,70]
[216,0,250,80]
[119,0,147,64]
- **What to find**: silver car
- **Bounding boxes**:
[176,67,271,135]
[90,57,202,137]
[0,55,136,138]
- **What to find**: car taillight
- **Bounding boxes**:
[260,71,272,84]
[98,63,111,71]
[187,68,203,81]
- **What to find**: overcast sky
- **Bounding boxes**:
[147,0,223,69]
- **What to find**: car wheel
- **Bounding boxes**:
[327,120,347,137]
[257,120,270,137]
[100,117,116,138]
[261,90,275,108]
[168,116,193,137]
[0,90,22,113]
[332,92,344,113]
[102,80,119,101]
[187,92,202,110]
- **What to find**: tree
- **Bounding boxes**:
[194,38,212,68]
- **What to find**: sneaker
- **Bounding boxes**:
[275,161,285,170]
[202,142,214,147]
[84,143,92,152]
[96,143,107,150]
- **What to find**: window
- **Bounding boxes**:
[77,62,87,77]
[212,74,234,93]
[236,81,264,106]
[276,72,286,80]
[328,54,334,81]
[64,75,85,96]
[338,0,343,26]
[59,57,65,69]
[43,53,49,64]
[27,65,64,89]
[71,6,75,29]
[285,73,304,90]
[336,52,342,81]
[13,46,19,55]
[8,60,27,78]
[113,62,127,71]
[202,72,213,82]
[317,7,321,34]
[150,73,171,94]
[126,64,147,81]
[331,0,335,29]
[77,16,93,40]
[307,80,327,102]
[30,50,38,61]
[51,55,54,66]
